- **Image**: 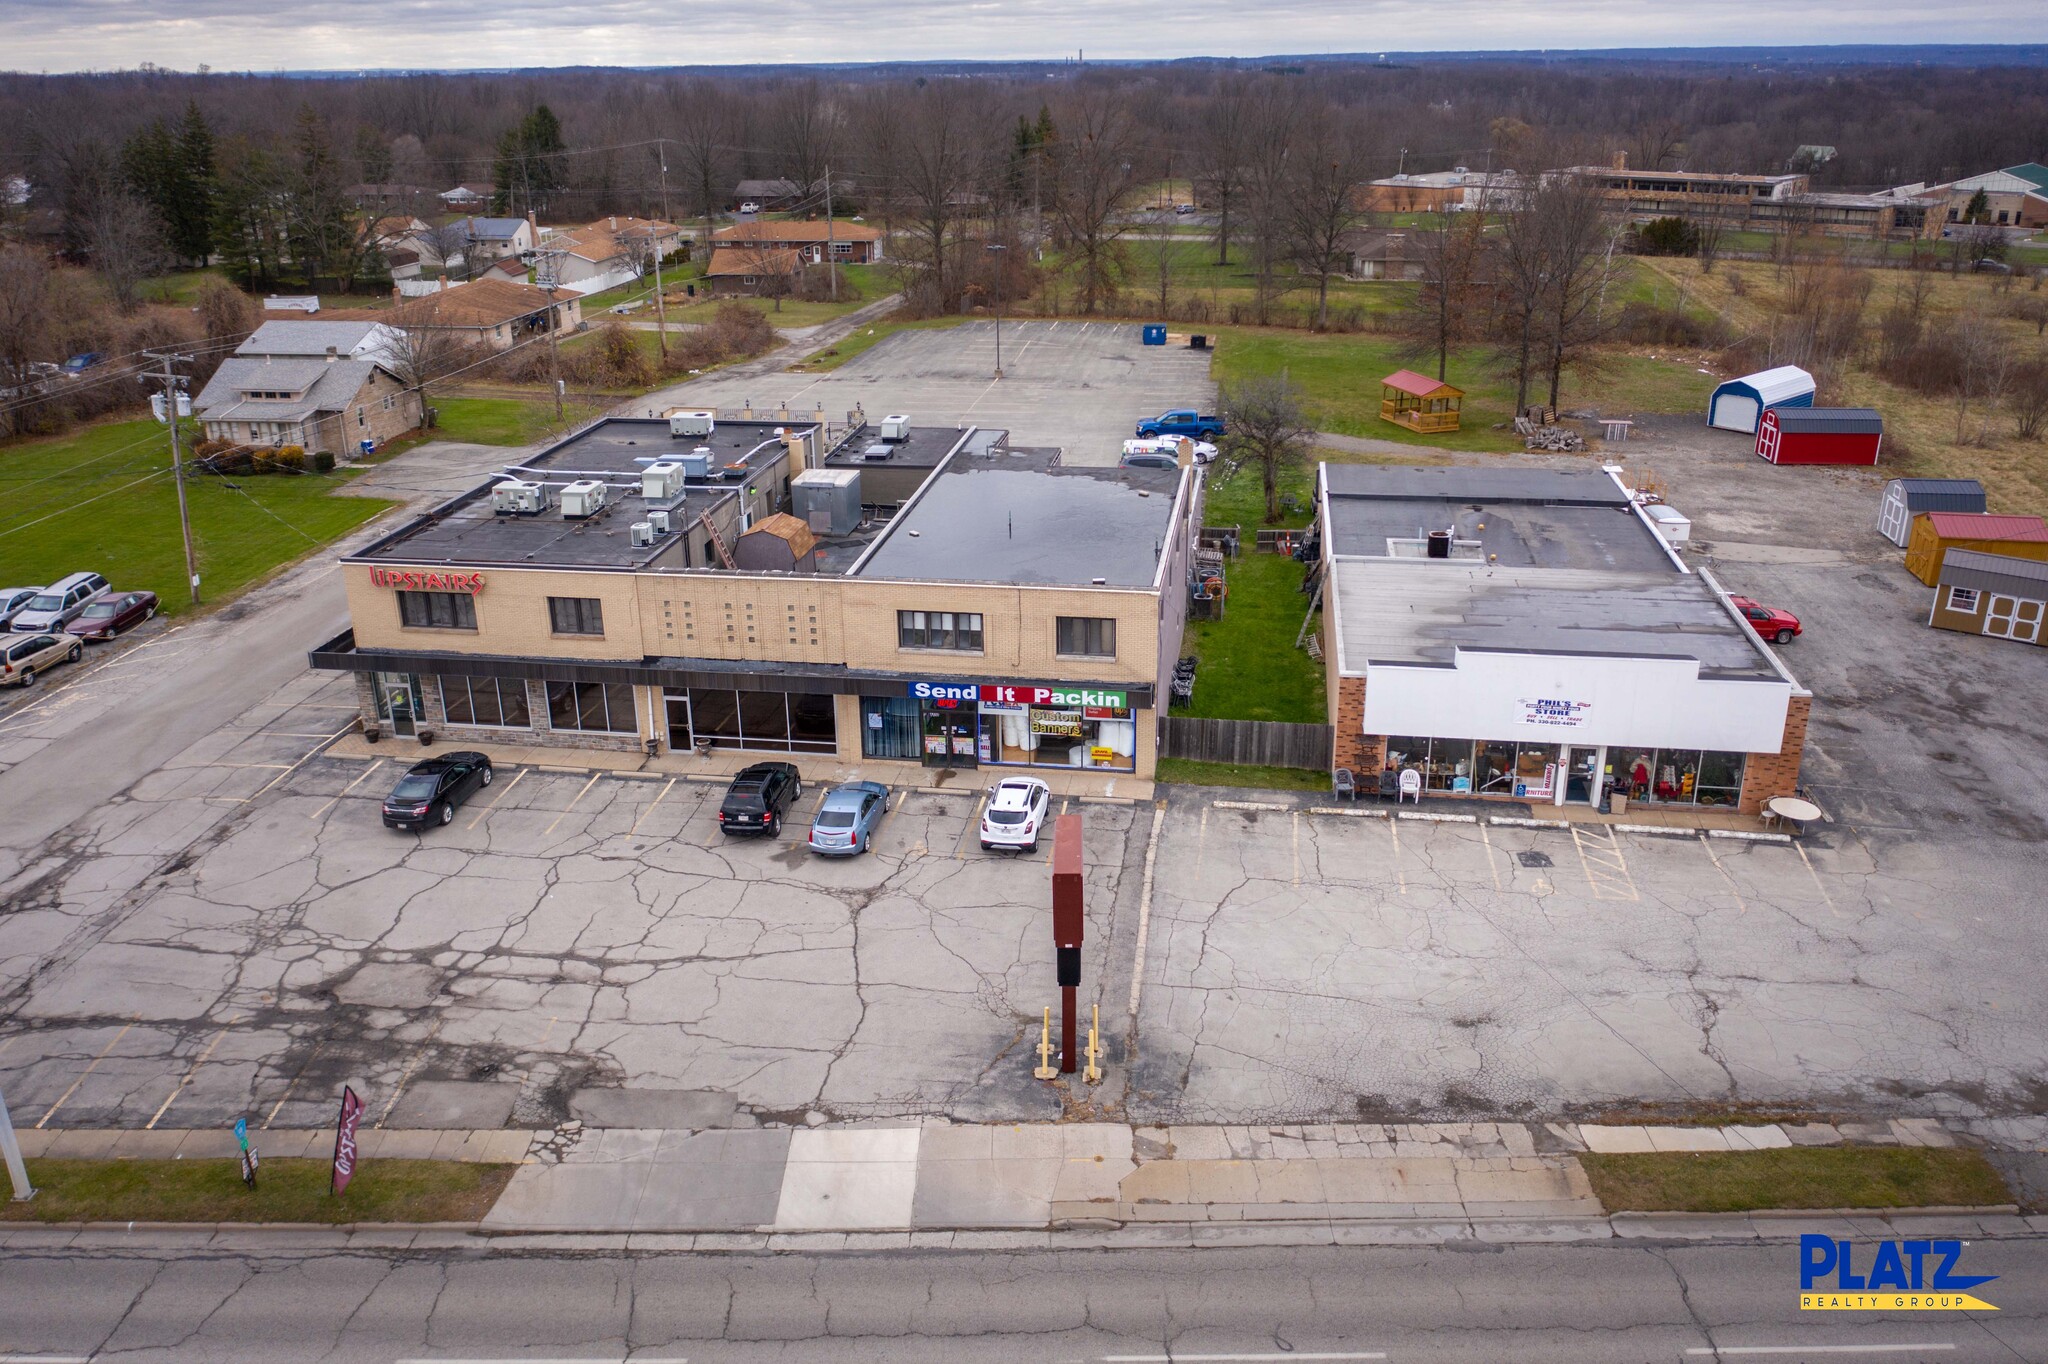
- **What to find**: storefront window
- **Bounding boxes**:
[1605,747,1746,806]
[667,688,837,753]
[1473,740,1517,796]
[1383,737,1474,792]
[860,696,921,760]
[1695,751,1745,807]
[439,675,530,729]
[985,702,1135,771]
[548,681,638,734]
[1511,744,1560,800]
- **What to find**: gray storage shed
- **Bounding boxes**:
[1878,478,1987,546]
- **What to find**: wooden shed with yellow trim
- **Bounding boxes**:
[1379,370,1463,434]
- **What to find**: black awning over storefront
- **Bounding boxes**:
[308,630,1154,708]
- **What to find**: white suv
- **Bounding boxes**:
[11,571,108,632]
[980,777,1051,853]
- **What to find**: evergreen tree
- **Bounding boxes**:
[287,105,354,290]
[172,101,217,264]
[491,105,566,217]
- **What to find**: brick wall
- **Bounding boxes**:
[1737,692,1811,814]
[1332,675,1372,775]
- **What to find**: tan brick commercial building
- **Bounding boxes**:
[312,414,1199,780]
[1318,465,1811,815]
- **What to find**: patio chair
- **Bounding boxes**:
[1398,769,1423,804]
[1332,767,1356,801]
[1376,768,1400,803]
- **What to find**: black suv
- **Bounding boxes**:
[381,752,494,830]
[717,762,802,836]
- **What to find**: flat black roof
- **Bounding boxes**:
[853,448,1182,588]
[507,415,810,480]
[1323,465,1629,506]
[822,423,975,472]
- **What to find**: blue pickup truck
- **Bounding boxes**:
[1135,408,1225,440]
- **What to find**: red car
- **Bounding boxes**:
[1730,595,1801,644]
[66,590,158,641]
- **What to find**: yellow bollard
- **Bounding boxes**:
[1084,1003,1103,1085]
[1032,1006,1058,1080]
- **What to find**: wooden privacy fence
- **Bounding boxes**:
[1159,717,1333,771]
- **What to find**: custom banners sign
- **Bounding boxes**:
[331,1085,366,1196]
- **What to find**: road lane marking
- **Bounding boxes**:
[1699,833,1749,916]
[145,1021,234,1129]
[1125,800,1168,1023]
[467,767,527,829]
[1797,843,1843,918]
[543,772,605,837]
[36,1019,138,1128]
[309,759,385,821]
[1570,824,1640,902]
[263,1042,323,1128]
[629,776,678,837]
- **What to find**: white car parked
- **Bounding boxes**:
[980,777,1052,853]
[1120,437,1216,466]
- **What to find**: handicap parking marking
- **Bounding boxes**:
[1569,823,1640,902]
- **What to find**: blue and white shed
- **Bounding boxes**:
[1708,365,1815,434]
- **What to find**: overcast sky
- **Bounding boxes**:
[5,0,2045,71]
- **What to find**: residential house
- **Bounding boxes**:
[710,220,884,265]
[194,354,419,457]
[705,245,805,297]
[1341,228,1425,281]
[440,183,496,209]
[732,178,805,211]
[541,216,687,294]
[349,183,434,212]
[456,216,536,268]
[387,277,583,352]
[238,320,407,367]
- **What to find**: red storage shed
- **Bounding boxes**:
[1756,407,1884,466]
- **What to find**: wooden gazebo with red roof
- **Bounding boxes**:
[1379,369,1463,434]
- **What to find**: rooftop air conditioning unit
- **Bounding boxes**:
[792,468,862,536]
[880,413,911,442]
[560,479,608,519]
[630,520,655,548]
[679,449,714,479]
[642,461,684,501]
[647,510,671,535]
[490,479,547,516]
[669,409,715,437]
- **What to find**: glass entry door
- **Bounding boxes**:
[1563,746,1602,804]
[921,705,978,768]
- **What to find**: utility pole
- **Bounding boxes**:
[653,151,670,358]
[532,248,568,423]
[987,242,1006,378]
[824,164,839,302]
[145,349,200,606]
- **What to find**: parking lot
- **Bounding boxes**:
[645,319,1216,464]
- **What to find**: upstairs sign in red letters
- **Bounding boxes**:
[367,566,486,593]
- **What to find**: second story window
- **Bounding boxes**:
[397,590,476,630]
[1056,616,1116,659]
[548,596,605,636]
[898,610,983,652]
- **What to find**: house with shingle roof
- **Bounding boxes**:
[194,352,420,457]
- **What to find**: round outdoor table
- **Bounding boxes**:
[1765,795,1823,831]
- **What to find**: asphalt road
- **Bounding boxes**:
[2,1237,2041,1362]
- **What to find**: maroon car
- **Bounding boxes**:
[66,590,157,641]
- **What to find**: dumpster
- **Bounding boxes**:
[1142,324,1167,346]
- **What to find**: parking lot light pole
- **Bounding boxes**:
[987,243,1006,379]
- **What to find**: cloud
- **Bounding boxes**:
[2,0,2043,71]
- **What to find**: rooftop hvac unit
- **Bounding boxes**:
[792,468,862,536]
[490,479,547,516]
[669,409,715,437]
[880,413,911,441]
[648,510,671,534]
[678,449,714,479]
[641,461,684,502]
[560,479,608,519]
[861,443,893,462]
[630,520,655,548]
[1644,503,1691,545]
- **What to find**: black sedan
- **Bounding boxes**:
[381,752,494,830]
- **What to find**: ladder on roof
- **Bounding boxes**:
[698,510,737,569]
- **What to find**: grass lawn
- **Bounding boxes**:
[1180,550,1325,725]
[1581,1147,2011,1214]
[1155,757,1333,792]
[0,418,395,614]
[2,1158,514,1224]
[422,396,603,447]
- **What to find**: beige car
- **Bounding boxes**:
[1,632,82,687]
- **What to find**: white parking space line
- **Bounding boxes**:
[1386,817,1407,895]
[377,1018,443,1128]
[954,794,990,858]
[263,1041,322,1128]
[36,1019,137,1128]
[310,759,385,821]
[628,776,678,837]
[1478,821,1502,891]
[1570,824,1640,902]
[1126,800,1168,1022]
[1699,832,1749,916]
[467,768,527,829]
[145,1021,235,1129]
[1685,1347,1953,1357]
[1291,809,1301,886]
[543,773,605,837]
[1797,843,1843,918]
[240,722,356,803]
[1103,1354,1386,1362]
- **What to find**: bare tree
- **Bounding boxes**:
[0,246,53,435]
[889,82,991,314]
[666,79,731,244]
[771,79,839,205]
[1192,77,1251,266]
[1404,211,1486,381]
[1050,89,1141,315]
[1287,103,1370,330]
[2011,357,2048,440]
[1218,371,1316,524]
[84,189,164,311]
[1692,195,1735,274]
[1533,173,1618,408]
[417,218,474,276]
[1238,81,1303,325]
